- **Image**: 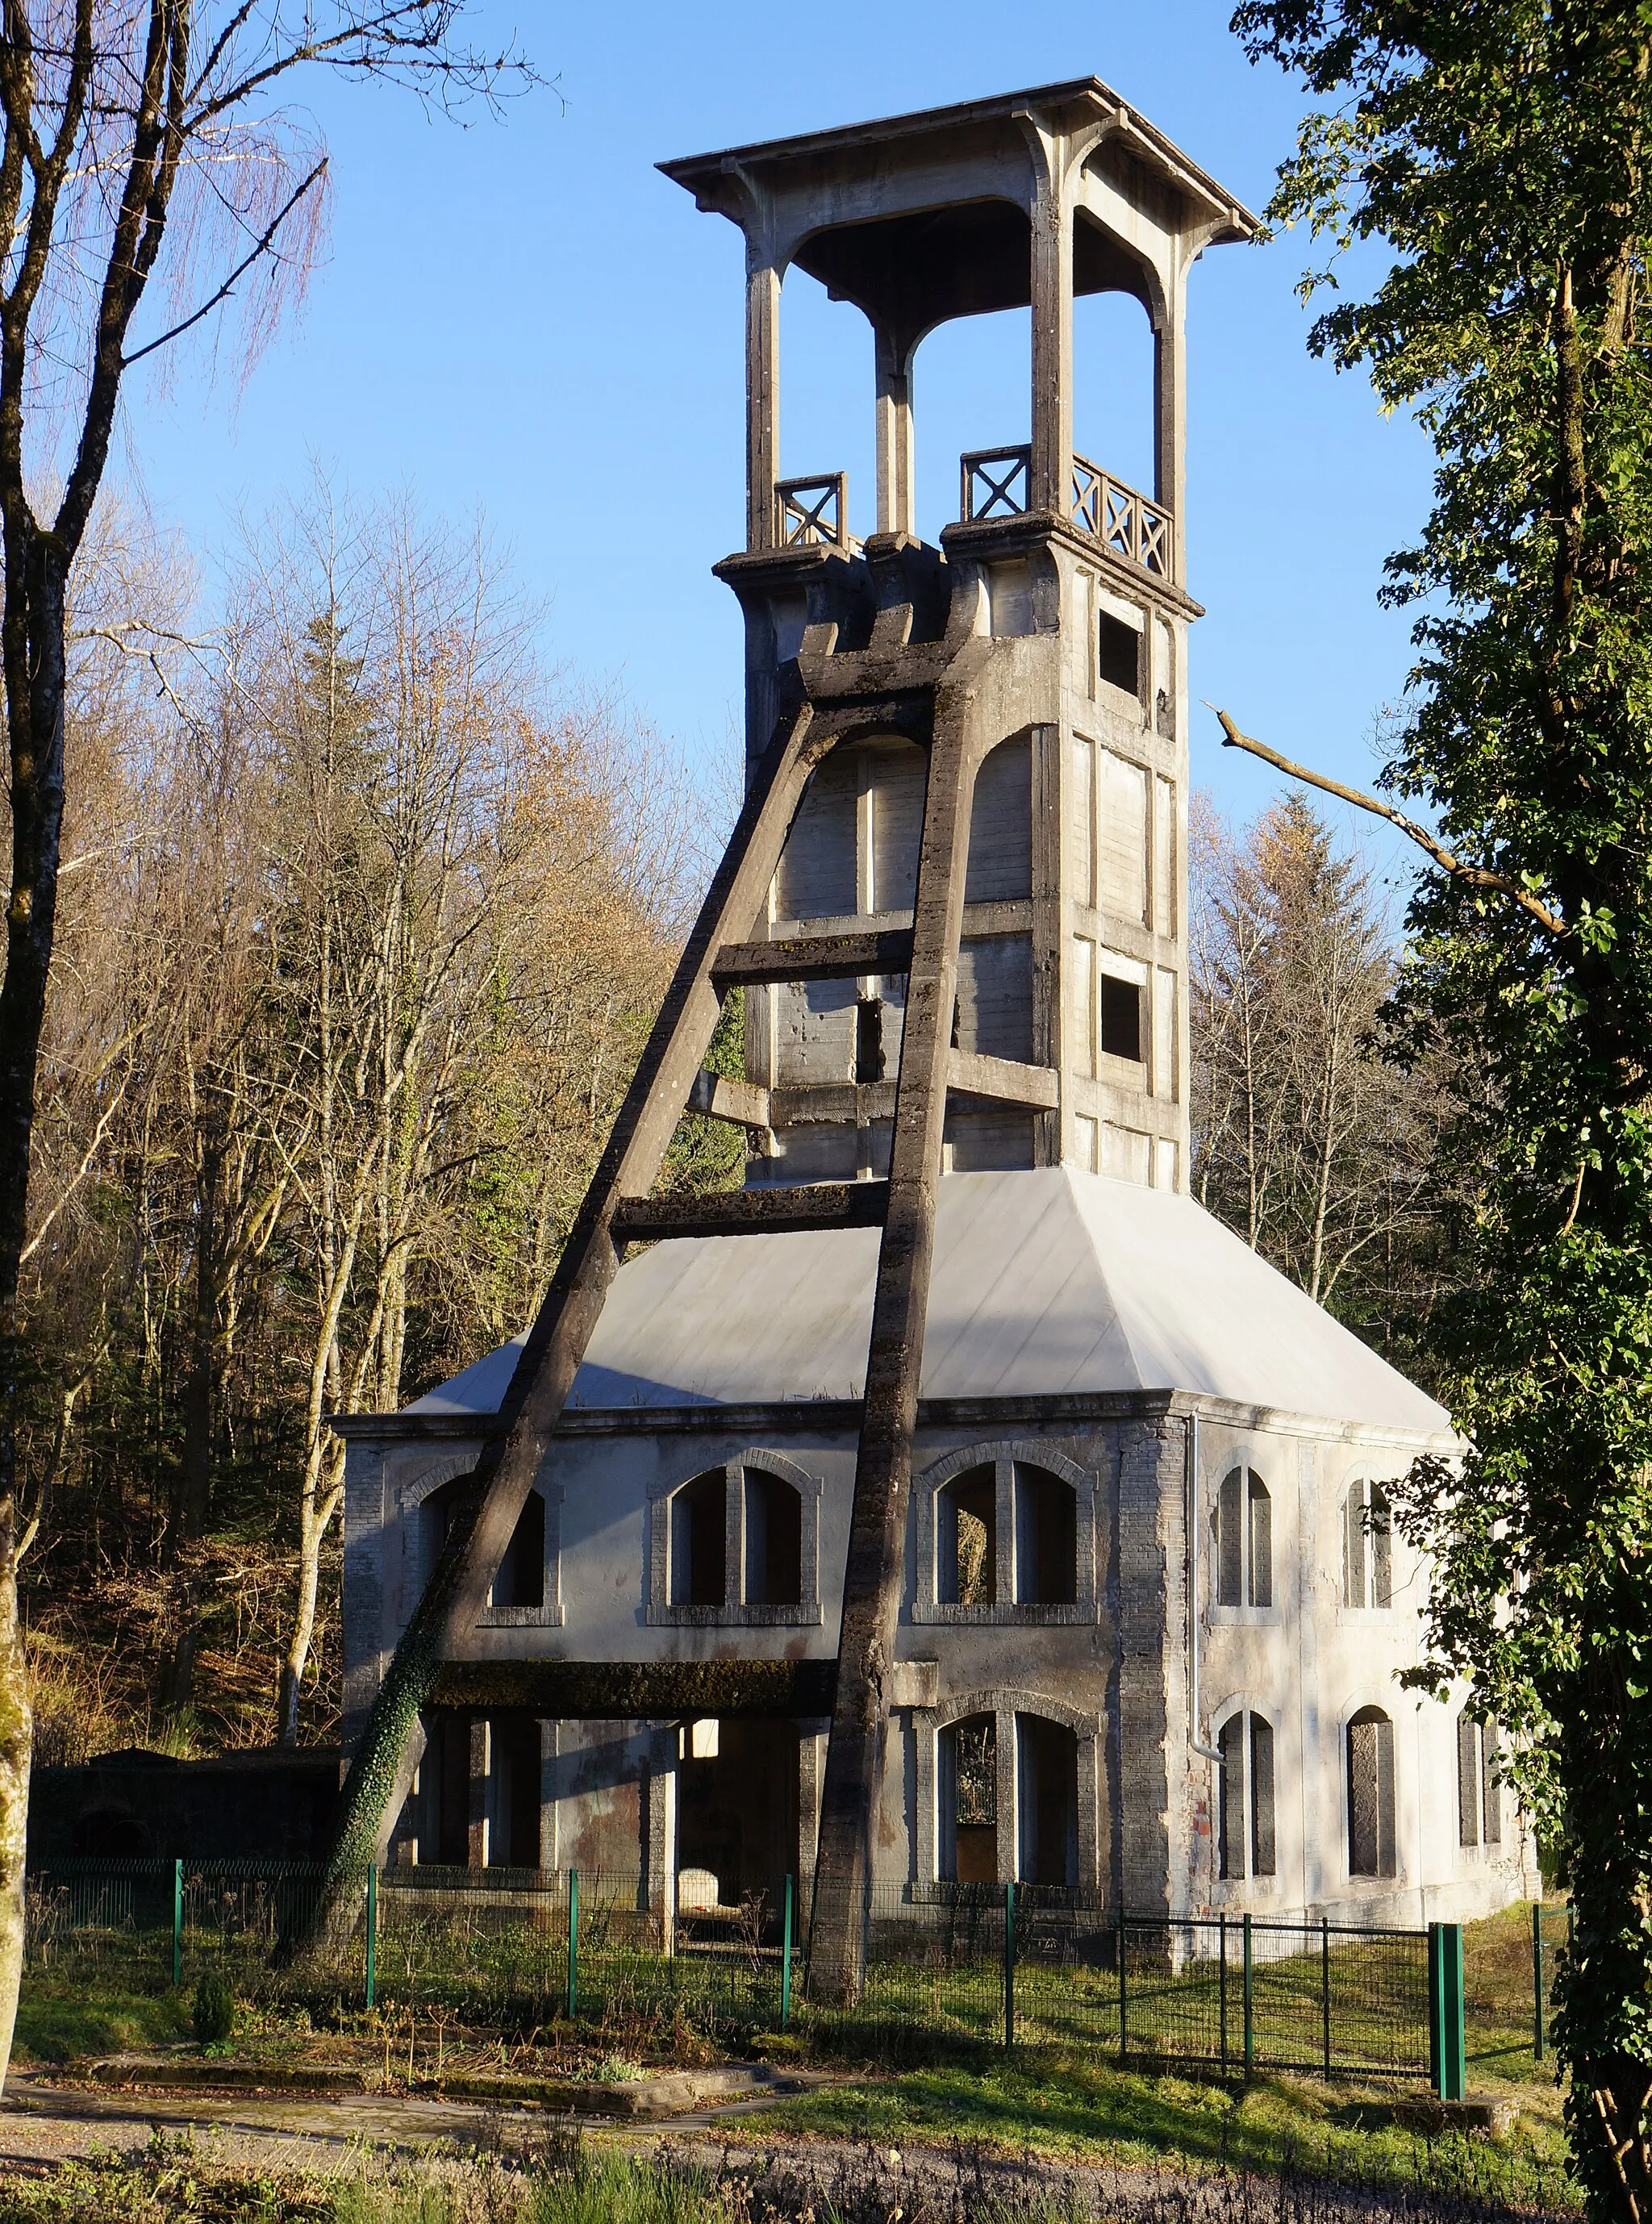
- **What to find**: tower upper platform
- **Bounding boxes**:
[662,81,1257,559]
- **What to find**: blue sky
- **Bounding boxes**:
[119,0,1434,891]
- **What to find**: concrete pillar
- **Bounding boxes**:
[745,257,782,549]
[646,1722,678,1950]
[1026,135,1073,519]
[1116,1421,1178,1912]
[1153,265,1188,580]
[874,328,916,536]
[995,1705,1019,1882]
[538,1717,558,1875]
[467,1715,490,1870]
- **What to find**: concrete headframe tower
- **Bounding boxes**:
[321,81,1255,1997]
[661,82,1253,1194]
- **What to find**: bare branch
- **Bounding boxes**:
[1208,706,1571,941]
[122,156,326,366]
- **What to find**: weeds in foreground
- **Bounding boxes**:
[0,2126,1582,2224]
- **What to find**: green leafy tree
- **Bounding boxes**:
[1230,3,1652,2212]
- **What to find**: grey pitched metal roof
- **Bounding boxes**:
[406,1170,1449,1437]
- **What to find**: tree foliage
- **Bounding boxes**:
[1231,3,1652,2212]
[1191,792,1448,1356]
[14,489,704,1770]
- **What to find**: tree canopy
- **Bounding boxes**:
[1233,4,1652,2214]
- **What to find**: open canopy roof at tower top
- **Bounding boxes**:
[659,78,1258,413]
[659,77,1258,244]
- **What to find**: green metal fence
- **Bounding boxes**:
[24,1859,1500,2090]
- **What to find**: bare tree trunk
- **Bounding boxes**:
[0,538,69,2093]
[167,1120,222,1709]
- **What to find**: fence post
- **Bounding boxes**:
[1241,1912,1254,2078]
[365,1864,377,2011]
[1219,1913,1228,2073]
[1321,1917,1332,2079]
[566,1870,578,2023]
[781,1874,794,2031]
[1441,1921,1466,2101]
[1429,1920,1466,2100]
[1117,1905,1128,2063]
[1004,1880,1016,2052]
[171,1859,183,1987]
[1533,1901,1545,2063]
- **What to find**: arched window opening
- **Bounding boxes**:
[423,1475,461,1580]
[1248,1475,1272,1609]
[743,1468,803,1606]
[416,1712,470,1867]
[778,264,873,540]
[1344,1481,1394,1609]
[1014,1464,1078,1606]
[939,1467,996,1606]
[488,1716,541,1869]
[490,1491,545,1612]
[965,735,1032,903]
[670,1469,727,1608]
[1217,1711,1276,1882]
[911,303,1031,544]
[1212,1467,1272,1609]
[1347,1707,1397,1878]
[1457,1711,1502,1849]
[940,1713,998,1883]
[1016,1714,1078,1886]
[1071,257,1158,500]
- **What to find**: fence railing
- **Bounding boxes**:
[957,445,1174,582]
[24,1860,1554,2094]
[1070,452,1171,577]
[775,473,853,551]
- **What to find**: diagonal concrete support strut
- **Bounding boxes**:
[807,645,988,2005]
[313,570,992,1997]
[310,686,828,1926]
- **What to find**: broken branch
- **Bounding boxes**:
[1208,706,1570,941]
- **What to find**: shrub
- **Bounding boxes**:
[191,1970,235,2047]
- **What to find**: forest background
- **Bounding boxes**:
[11,483,1448,1763]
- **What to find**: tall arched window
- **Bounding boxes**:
[652,1457,820,1625]
[670,1469,726,1607]
[938,1467,996,1605]
[1213,1467,1272,1609]
[939,1713,998,1883]
[1457,1711,1502,1849]
[743,1468,803,1606]
[491,1491,544,1611]
[1347,1706,1397,1878]
[1216,1710,1275,1882]
[1343,1481,1393,1609]
[425,1475,549,1617]
[1014,1464,1078,1606]
[1016,1714,1078,1886]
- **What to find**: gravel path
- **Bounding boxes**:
[0,2069,1575,2222]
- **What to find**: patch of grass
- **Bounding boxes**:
[762,2051,1578,2210]
[11,1972,190,2063]
[1465,1899,1567,2086]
